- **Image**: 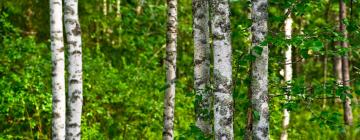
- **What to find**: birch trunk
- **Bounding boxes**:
[210,0,233,139]
[103,0,107,16]
[116,0,121,18]
[339,0,353,126]
[281,9,292,140]
[193,0,212,135]
[64,0,83,139]
[50,0,66,139]
[163,0,177,139]
[251,0,269,139]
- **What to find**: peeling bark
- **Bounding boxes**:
[163,0,177,139]
[339,0,353,126]
[64,0,83,139]
[50,0,66,139]
[210,0,233,139]
[251,0,269,139]
[192,0,212,135]
[281,9,292,140]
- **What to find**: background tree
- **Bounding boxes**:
[339,0,353,126]
[163,0,177,139]
[281,9,293,140]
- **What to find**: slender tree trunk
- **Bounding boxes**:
[50,0,66,139]
[103,0,107,16]
[193,0,212,135]
[245,86,253,140]
[251,0,269,139]
[116,0,121,18]
[339,0,353,126]
[116,0,122,45]
[210,0,233,139]
[109,0,113,13]
[136,0,145,15]
[245,6,253,140]
[64,0,83,139]
[281,9,292,140]
[162,0,177,139]
[323,43,328,108]
[295,16,304,77]
[334,42,343,86]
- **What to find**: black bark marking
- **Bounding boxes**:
[70,89,82,103]
[53,112,61,119]
[68,123,80,128]
[67,41,77,47]
[53,98,61,103]
[64,5,75,15]
[58,47,65,52]
[70,79,80,84]
[71,50,82,55]
[72,23,81,36]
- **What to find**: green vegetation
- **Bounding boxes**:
[1,0,360,139]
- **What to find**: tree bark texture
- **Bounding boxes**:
[251,0,269,139]
[163,0,177,139]
[50,0,66,139]
[281,9,292,140]
[339,0,353,126]
[193,0,212,135]
[64,0,83,139]
[210,0,233,139]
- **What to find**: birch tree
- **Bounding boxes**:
[339,0,353,126]
[193,0,211,135]
[50,0,66,139]
[281,9,292,140]
[251,0,269,139]
[64,0,83,139]
[116,0,121,18]
[163,0,177,139]
[210,0,233,139]
[103,0,107,16]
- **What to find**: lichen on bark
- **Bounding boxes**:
[251,0,269,139]
[193,0,212,135]
[210,0,233,138]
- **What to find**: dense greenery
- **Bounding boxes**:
[1,0,360,139]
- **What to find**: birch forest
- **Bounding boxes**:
[2,0,360,139]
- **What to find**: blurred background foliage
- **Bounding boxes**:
[1,0,360,139]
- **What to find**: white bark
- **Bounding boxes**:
[163,0,177,139]
[193,0,211,135]
[64,0,83,139]
[210,0,233,139]
[50,0,66,139]
[116,0,121,18]
[103,0,107,16]
[281,9,292,140]
[251,0,269,139]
